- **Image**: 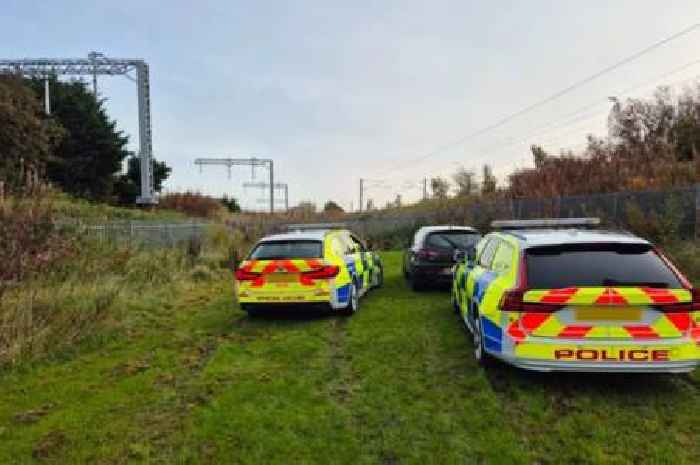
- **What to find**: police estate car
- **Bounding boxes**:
[452,218,700,372]
[235,225,383,315]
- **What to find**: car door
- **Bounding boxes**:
[339,233,363,290]
[479,240,517,324]
[350,234,370,290]
[463,237,499,321]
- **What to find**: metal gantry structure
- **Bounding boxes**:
[0,53,157,204]
[194,158,275,213]
[243,181,289,211]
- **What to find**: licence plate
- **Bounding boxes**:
[267,273,299,284]
[574,307,642,322]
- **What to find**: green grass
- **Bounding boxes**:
[50,191,189,223]
[1,252,699,464]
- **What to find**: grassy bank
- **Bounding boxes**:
[1,252,698,464]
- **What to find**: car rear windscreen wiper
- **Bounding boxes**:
[601,279,669,288]
[438,235,461,250]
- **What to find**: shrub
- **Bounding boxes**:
[158,192,226,219]
[0,195,74,301]
[624,196,684,245]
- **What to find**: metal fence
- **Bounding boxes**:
[77,221,212,248]
[232,185,700,247]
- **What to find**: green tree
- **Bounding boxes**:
[27,77,129,201]
[430,176,449,199]
[323,200,344,213]
[113,155,172,205]
[481,164,497,195]
[0,76,63,194]
[220,194,241,213]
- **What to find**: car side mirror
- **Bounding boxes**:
[453,249,466,263]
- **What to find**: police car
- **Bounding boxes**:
[452,218,700,372]
[235,225,383,315]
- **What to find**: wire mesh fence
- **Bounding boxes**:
[232,185,700,248]
[75,221,212,248]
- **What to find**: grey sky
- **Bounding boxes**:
[3,1,700,210]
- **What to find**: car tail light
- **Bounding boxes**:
[649,287,700,313]
[499,288,564,313]
[499,289,525,312]
[416,248,440,261]
[692,288,700,311]
[300,265,340,285]
[234,268,264,286]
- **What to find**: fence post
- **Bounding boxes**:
[695,184,700,239]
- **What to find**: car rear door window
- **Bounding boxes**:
[525,243,683,289]
[491,242,514,274]
[478,238,499,268]
[425,231,481,250]
[249,240,323,259]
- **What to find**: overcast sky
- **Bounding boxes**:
[3,1,700,210]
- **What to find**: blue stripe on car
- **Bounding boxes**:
[336,284,351,303]
[481,317,502,352]
[473,271,497,304]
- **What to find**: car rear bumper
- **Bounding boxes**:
[505,357,698,373]
[496,336,700,373]
[241,302,333,312]
[411,264,455,281]
[237,283,352,310]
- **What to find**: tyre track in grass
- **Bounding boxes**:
[340,252,527,465]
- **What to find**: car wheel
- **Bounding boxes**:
[410,275,424,292]
[340,283,359,316]
[373,265,384,289]
[472,311,493,367]
[451,289,460,313]
[241,304,260,317]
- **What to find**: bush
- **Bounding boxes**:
[624,196,684,245]
[158,192,227,219]
[0,195,74,301]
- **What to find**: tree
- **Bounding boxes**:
[324,200,344,213]
[481,164,497,195]
[220,194,241,213]
[430,177,449,199]
[452,166,476,197]
[27,77,130,202]
[0,76,63,194]
[531,145,549,169]
[113,155,172,205]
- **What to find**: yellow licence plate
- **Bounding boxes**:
[266,273,299,284]
[575,307,642,321]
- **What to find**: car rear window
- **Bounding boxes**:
[426,231,481,250]
[249,240,323,260]
[525,243,682,289]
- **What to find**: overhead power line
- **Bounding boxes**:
[473,63,700,161]
[372,23,700,177]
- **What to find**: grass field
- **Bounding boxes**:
[1,252,699,465]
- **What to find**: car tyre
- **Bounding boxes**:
[451,290,460,314]
[410,275,424,292]
[340,283,359,316]
[373,265,384,289]
[472,311,494,367]
[241,304,261,317]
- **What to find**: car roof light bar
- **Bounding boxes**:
[284,223,348,231]
[491,218,601,230]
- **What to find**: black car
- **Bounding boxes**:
[403,226,481,290]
